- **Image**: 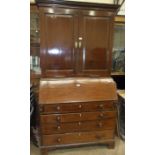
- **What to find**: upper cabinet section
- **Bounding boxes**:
[37,1,120,78]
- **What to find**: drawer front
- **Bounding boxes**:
[42,130,114,146]
[40,101,114,114]
[41,119,115,134]
[40,111,116,123]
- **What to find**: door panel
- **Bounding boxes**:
[83,16,109,70]
[78,10,113,76]
[40,8,78,77]
[40,7,114,77]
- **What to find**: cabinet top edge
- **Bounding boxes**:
[36,0,120,10]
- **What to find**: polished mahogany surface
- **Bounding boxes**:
[78,13,112,75]
[42,130,114,146]
[39,101,114,114]
[36,1,119,154]
[40,111,116,123]
[40,7,78,77]
[39,4,117,78]
[45,15,74,69]
[38,77,117,154]
[39,77,117,104]
[41,119,115,134]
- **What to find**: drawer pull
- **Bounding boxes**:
[56,116,61,121]
[57,126,61,130]
[57,138,61,143]
[78,133,81,136]
[79,113,82,117]
[99,104,104,109]
[98,122,103,128]
[78,104,82,109]
[99,113,104,118]
[56,106,60,111]
[78,122,81,126]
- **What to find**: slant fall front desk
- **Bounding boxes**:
[38,77,117,155]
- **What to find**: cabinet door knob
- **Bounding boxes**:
[56,106,60,111]
[78,37,83,40]
[57,138,61,143]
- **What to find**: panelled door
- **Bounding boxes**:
[40,7,78,77]
[40,7,115,78]
[77,9,114,77]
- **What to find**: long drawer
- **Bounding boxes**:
[42,130,114,146]
[40,111,116,123]
[41,119,115,134]
[40,101,114,114]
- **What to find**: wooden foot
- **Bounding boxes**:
[107,142,115,149]
[40,148,48,155]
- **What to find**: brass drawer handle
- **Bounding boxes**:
[99,104,104,109]
[98,122,103,128]
[56,116,61,121]
[57,138,61,143]
[78,122,81,126]
[78,104,82,109]
[56,106,60,111]
[57,126,61,130]
[79,113,82,117]
[99,113,104,118]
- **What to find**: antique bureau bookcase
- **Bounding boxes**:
[36,0,119,155]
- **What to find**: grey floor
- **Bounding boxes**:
[30,137,125,155]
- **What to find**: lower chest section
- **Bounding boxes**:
[39,101,116,147]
